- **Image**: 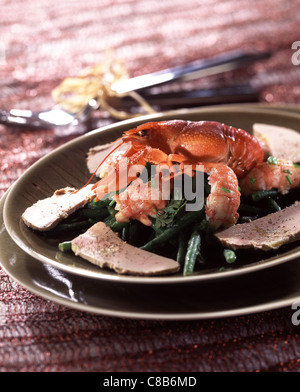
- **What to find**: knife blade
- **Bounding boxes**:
[111,50,271,94]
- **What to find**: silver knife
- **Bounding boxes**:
[111,50,270,93]
[0,50,270,128]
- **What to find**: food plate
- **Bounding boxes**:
[1,190,300,320]
[3,105,300,284]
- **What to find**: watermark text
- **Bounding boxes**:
[291,301,300,326]
[100,162,205,212]
[292,41,300,66]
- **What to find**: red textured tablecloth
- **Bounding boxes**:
[1,0,300,373]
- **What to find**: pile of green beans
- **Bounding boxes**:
[237,188,283,224]
[50,183,300,277]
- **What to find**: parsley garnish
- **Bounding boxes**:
[249,177,256,184]
[153,197,187,230]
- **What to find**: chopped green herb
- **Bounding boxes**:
[293,163,300,169]
[223,249,236,264]
[283,169,292,175]
[267,156,279,165]
[286,175,292,185]
[249,177,256,184]
[221,187,231,193]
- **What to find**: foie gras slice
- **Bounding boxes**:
[253,123,300,163]
[71,221,180,276]
[215,202,300,251]
[22,185,95,231]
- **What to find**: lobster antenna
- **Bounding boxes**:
[78,140,125,191]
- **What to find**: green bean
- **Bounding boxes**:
[265,197,281,212]
[107,200,117,216]
[196,248,207,266]
[238,216,259,223]
[238,203,265,216]
[121,224,130,241]
[104,215,115,226]
[176,231,189,265]
[128,221,140,246]
[88,197,111,209]
[140,209,204,251]
[47,220,92,235]
[183,229,201,276]
[58,241,73,252]
[107,217,128,232]
[76,208,110,220]
[223,249,236,264]
[251,189,279,202]
[197,218,208,231]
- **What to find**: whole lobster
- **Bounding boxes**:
[91,120,265,229]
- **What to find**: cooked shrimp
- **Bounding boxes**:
[113,172,171,226]
[113,161,240,230]
[240,158,300,196]
[204,163,240,229]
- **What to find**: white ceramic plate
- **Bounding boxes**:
[3,105,300,284]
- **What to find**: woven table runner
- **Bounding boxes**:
[1,0,300,372]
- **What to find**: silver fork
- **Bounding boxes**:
[0,50,270,129]
[0,98,99,129]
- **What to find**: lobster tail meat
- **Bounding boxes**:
[203,162,240,230]
[240,158,300,196]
